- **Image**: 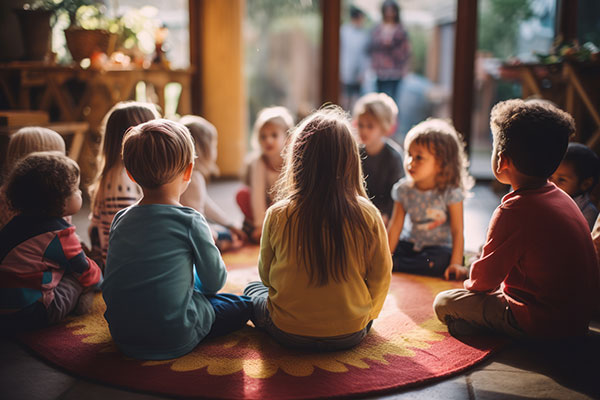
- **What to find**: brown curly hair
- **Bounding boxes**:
[5,151,80,217]
[490,99,575,178]
[404,118,474,194]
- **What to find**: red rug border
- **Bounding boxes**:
[15,334,504,400]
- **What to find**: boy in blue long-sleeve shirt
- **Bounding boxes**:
[102,119,252,360]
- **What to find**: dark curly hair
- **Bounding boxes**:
[490,99,575,178]
[5,151,80,217]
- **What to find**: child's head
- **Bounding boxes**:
[403,119,473,192]
[179,115,219,177]
[353,92,398,146]
[99,101,160,175]
[5,151,81,217]
[122,119,194,190]
[490,99,574,179]
[278,106,366,201]
[550,143,600,197]
[5,127,65,171]
[251,106,294,158]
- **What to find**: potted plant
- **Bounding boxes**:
[56,0,118,62]
[13,3,55,61]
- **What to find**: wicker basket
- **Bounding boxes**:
[64,28,117,62]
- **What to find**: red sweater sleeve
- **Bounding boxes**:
[58,227,102,287]
[464,205,521,292]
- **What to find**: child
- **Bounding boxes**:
[0,152,102,333]
[102,119,252,360]
[387,119,473,279]
[434,99,599,339]
[179,115,247,250]
[243,106,392,351]
[353,92,404,223]
[88,101,160,265]
[236,106,294,243]
[0,127,66,230]
[550,142,599,230]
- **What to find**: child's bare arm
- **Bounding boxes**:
[444,201,467,280]
[386,201,405,253]
[249,158,268,231]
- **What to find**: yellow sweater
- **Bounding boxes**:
[259,197,392,337]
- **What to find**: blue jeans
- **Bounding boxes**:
[376,78,401,102]
[243,281,372,351]
[392,240,452,276]
[194,271,253,339]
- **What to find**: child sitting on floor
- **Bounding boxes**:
[550,142,599,230]
[0,152,102,333]
[0,127,66,230]
[244,106,392,351]
[353,92,404,223]
[88,101,160,266]
[102,119,252,360]
[179,115,246,251]
[434,99,599,339]
[236,106,294,243]
[387,119,473,279]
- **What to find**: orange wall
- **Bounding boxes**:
[201,0,246,177]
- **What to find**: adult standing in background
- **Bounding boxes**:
[340,6,370,111]
[369,0,411,105]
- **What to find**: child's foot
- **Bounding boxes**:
[73,292,95,315]
[446,318,481,336]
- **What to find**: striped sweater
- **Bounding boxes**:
[90,167,142,262]
[0,215,101,314]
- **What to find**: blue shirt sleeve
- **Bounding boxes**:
[391,178,408,204]
[188,212,227,295]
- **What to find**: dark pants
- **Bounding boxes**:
[204,293,253,339]
[193,272,253,339]
[376,79,401,102]
[392,240,452,276]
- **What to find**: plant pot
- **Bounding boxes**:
[14,9,53,61]
[64,27,117,62]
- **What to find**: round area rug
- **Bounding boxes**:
[18,246,504,399]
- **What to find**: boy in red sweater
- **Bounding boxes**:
[435,99,599,339]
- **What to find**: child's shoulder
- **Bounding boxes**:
[114,204,201,224]
[384,139,404,158]
[358,196,383,218]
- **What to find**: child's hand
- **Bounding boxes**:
[444,264,468,281]
[250,227,262,244]
[229,226,248,243]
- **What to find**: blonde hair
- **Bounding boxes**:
[90,101,159,209]
[179,115,219,177]
[122,119,195,189]
[404,118,474,193]
[353,92,398,133]
[5,127,65,174]
[250,106,294,152]
[273,105,371,286]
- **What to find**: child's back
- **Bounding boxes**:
[467,182,597,337]
[103,205,225,358]
[102,119,251,360]
[244,106,391,351]
[435,99,599,340]
[261,196,390,336]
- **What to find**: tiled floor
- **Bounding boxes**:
[2,180,599,400]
